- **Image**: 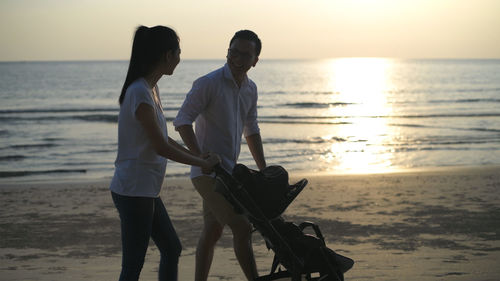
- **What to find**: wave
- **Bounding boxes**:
[0,114,118,123]
[0,108,118,114]
[263,137,346,144]
[383,113,500,119]
[283,102,354,108]
[259,119,351,125]
[390,123,500,133]
[259,115,350,125]
[468,127,500,133]
[0,155,26,161]
[260,115,341,119]
[387,87,500,95]
[454,87,500,93]
[2,112,499,126]
[2,103,499,126]
[428,98,500,104]
[392,146,500,153]
[42,137,65,141]
[0,169,86,178]
[0,114,177,123]
[265,112,500,119]
[259,112,500,125]
[263,91,339,96]
[9,143,59,149]
[280,98,500,108]
[0,106,180,115]
[389,123,428,128]
[426,140,500,145]
[76,114,118,123]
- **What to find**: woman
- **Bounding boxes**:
[110,25,219,281]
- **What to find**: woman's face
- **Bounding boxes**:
[165,48,181,75]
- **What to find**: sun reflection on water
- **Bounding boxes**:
[322,58,396,174]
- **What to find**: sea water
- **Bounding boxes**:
[1,59,499,182]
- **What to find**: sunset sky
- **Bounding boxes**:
[1,0,499,61]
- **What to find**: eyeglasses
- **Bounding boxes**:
[227,48,254,60]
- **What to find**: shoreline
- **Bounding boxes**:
[1,164,499,280]
[2,163,499,187]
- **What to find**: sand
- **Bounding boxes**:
[1,165,499,281]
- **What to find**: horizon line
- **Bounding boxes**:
[1,57,500,63]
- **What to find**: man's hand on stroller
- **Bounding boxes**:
[201,152,220,174]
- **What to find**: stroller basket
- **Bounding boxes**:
[214,164,354,281]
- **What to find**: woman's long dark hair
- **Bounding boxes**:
[119,25,179,105]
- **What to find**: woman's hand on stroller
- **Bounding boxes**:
[201,152,220,174]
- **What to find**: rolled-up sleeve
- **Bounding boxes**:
[173,78,210,128]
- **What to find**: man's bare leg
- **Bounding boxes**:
[228,217,258,280]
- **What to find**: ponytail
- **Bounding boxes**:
[119,25,179,105]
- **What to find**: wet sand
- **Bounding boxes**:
[1,165,499,280]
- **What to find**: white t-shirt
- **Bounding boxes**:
[173,63,260,178]
[110,78,168,197]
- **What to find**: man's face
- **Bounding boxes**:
[226,38,259,77]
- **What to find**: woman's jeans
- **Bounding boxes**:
[111,192,182,281]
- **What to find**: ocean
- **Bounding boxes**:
[1,59,499,183]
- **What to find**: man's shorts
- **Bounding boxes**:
[191,175,243,226]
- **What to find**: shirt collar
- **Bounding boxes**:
[223,63,249,88]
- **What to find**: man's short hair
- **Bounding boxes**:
[230,30,262,56]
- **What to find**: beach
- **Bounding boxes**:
[1,165,499,281]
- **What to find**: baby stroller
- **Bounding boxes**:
[214,164,354,281]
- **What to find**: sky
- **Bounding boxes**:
[0,0,499,61]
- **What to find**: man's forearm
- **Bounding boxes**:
[246,133,266,170]
[167,137,196,156]
[176,125,202,156]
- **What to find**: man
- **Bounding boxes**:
[173,30,266,281]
